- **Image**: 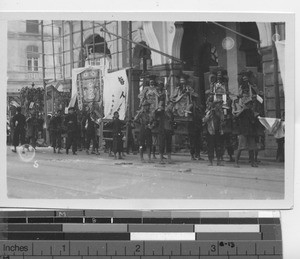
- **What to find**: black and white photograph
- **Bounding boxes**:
[1,12,295,209]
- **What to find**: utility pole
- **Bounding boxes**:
[80,21,84,67]
[271,23,281,118]
[128,21,134,118]
[41,20,48,144]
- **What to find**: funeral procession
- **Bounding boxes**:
[6,20,285,199]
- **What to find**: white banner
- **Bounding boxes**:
[69,67,87,108]
[275,40,285,90]
[103,69,129,120]
[258,116,285,139]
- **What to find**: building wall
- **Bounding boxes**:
[7,20,61,96]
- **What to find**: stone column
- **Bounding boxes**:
[259,46,285,157]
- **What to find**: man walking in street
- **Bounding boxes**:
[203,97,225,166]
[84,111,99,155]
[11,107,26,153]
[134,100,155,163]
[234,99,258,167]
[155,102,175,164]
[188,106,204,161]
[111,111,125,160]
[26,113,38,150]
[49,109,63,154]
[64,107,78,155]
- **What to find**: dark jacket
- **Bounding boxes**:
[12,113,26,132]
[64,113,78,133]
[236,108,257,136]
[49,115,63,133]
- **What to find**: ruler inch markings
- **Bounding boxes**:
[0,210,283,258]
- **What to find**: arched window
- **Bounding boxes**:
[83,34,111,67]
[27,45,39,72]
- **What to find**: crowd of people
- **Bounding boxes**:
[9,68,284,167]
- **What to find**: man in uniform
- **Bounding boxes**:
[64,107,78,155]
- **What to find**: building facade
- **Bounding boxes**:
[7,20,61,101]
[7,20,285,156]
[59,21,284,156]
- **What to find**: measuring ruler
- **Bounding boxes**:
[0,210,282,259]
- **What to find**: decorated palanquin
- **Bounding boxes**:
[170,75,198,121]
[138,86,160,114]
[171,87,198,118]
[76,67,103,122]
[233,69,261,116]
[208,68,229,104]
[137,74,168,117]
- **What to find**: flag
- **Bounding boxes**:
[103,69,129,120]
[71,66,103,121]
[258,116,285,139]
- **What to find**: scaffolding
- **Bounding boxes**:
[38,19,186,146]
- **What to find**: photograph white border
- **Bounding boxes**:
[0,11,295,210]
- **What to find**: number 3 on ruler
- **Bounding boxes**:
[211,244,216,252]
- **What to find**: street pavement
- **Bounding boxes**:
[6,146,284,200]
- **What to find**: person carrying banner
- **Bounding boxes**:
[49,109,63,154]
[134,100,155,163]
[64,107,78,155]
[11,107,26,153]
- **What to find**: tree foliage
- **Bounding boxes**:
[19,86,45,116]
